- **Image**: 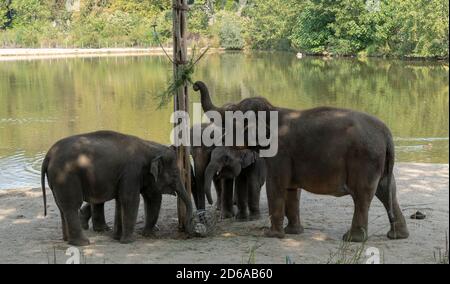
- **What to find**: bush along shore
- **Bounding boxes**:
[0,1,448,60]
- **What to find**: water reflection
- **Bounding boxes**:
[0,53,448,189]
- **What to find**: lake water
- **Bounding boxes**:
[0,52,448,189]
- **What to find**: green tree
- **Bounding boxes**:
[245,0,300,50]
[0,0,12,29]
[215,11,244,49]
[329,0,374,55]
[291,0,375,55]
[371,0,449,58]
[290,0,335,54]
[10,0,51,27]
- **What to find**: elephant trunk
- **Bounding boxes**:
[204,162,222,204]
[194,162,213,210]
[193,81,224,116]
[205,181,213,206]
[174,179,194,235]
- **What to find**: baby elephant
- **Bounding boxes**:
[204,147,267,220]
[41,131,193,246]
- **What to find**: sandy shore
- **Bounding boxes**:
[0,48,221,61]
[0,163,448,264]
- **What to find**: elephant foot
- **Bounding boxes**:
[221,211,234,219]
[249,212,261,221]
[343,227,368,242]
[93,225,110,232]
[93,224,111,232]
[119,236,135,244]
[387,222,409,240]
[284,224,304,235]
[112,231,121,241]
[236,212,249,222]
[142,225,160,237]
[264,228,285,239]
[68,237,90,247]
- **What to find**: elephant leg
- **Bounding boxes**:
[375,175,409,240]
[343,162,382,242]
[79,203,91,230]
[248,177,262,221]
[54,183,89,246]
[284,188,304,234]
[60,211,68,241]
[113,199,122,240]
[194,159,207,210]
[64,208,90,246]
[118,187,140,244]
[142,192,162,237]
[221,179,234,219]
[264,179,285,238]
[54,199,68,241]
[92,203,110,232]
[343,193,373,242]
[235,176,249,221]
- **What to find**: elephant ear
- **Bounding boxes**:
[150,156,162,182]
[240,150,257,168]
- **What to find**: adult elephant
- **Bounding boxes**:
[41,131,194,246]
[204,147,266,220]
[193,81,409,242]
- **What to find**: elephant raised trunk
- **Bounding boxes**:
[193,81,224,117]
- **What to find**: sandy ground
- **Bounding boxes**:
[0,163,448,264]
[0,48,221,61]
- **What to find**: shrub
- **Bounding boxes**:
[214,11,244,50]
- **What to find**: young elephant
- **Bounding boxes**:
[204,147,266,220]
[41,131,194,246]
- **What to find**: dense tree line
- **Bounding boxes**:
[0,0,448,58]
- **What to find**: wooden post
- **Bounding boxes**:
[172,0,192,231]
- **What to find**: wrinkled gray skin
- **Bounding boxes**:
[41,131,194,246]
[204,147,266,220]
[193,81,409,242]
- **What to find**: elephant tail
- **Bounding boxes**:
[41,155,49,217]
[379,132,395,220]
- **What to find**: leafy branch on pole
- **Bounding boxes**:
[152,24,209,109]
